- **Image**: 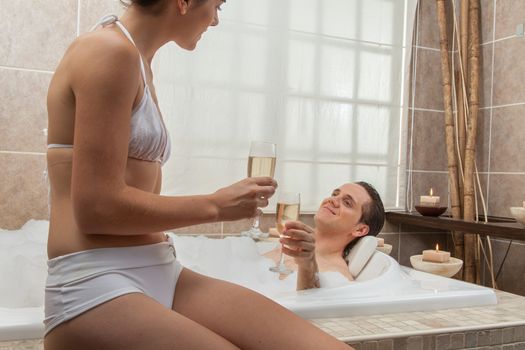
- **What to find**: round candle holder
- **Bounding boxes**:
[415,205,448,217]
[410,255,463,278]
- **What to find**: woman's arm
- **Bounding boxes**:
[280,222,320,290]
[68,34,276,236]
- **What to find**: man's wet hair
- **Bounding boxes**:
[342,181,385,260]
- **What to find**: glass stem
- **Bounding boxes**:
[252,211,260,229]
[278,246,286,267]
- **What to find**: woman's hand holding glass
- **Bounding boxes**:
[211,177,277,222]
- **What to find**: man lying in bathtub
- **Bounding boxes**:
[265,182,385,290]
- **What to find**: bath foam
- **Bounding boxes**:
[0,220,48,308]
[171,235,350,295]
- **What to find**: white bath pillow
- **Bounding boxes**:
[347,236,378,278]
[355,251,390,281]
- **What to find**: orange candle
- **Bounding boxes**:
[422,244,450,263]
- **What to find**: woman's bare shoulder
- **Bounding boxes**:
[61,30,141,88]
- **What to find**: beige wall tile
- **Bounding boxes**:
[223,213,315,234]
[476,109,491,173]
[398,233,450,267]
[222,218,253,234]
[0,0,77,71]
[480,0,495,44]
[259,214,275,233]
[414,49,444,111]
[488,239,525,296]
[381,221,399,234]
[299,214,315,227]
[493,37,525,106]
[495,0,525,40]
[409,171,449,210]
[0,153,48,229]
[411,110,447,172]
[171,222,222,234]
[399,223,447,234]
[475,174,490,217]
[377,232,399,261]
[79,0,125,35]
[262,213,314,232]
[488,174,525,217]
[416,0,454,50]
[489,105,525,173]
[480,44,493,108]
[0,69,50,153]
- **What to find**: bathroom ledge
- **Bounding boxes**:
[386,211,525,241]
[311,290,525,344]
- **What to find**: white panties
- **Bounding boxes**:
[44,241,183,335]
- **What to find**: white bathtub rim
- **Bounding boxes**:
[0,307,43,342]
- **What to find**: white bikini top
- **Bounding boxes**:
[48,15,171,166]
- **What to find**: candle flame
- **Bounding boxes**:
[435,243,439,252]
[430,188,434,196]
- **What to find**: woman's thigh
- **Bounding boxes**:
[172,268,351,350]
[44,293,239,350]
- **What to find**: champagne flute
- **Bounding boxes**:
[270,192,300,275]
[241,141,276,239]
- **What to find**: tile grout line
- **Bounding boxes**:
[408,169,525,175]
[0,66,53,75]
[418,34,516,52]
[486,0,498,211]
[416,102,525,113]
[407,2,421,213]
[490,101,525,109]
[77,0,81,37]
[0,151,46,156]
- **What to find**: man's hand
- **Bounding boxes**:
[280,221,316,266]
[280,221,320,290]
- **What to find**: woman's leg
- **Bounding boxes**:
[44,293,239,350]
[172,268,351,350]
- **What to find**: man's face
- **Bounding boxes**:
[314,183,371,236]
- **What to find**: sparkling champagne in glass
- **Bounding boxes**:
[270,192,300,274]
[241,141,276,239]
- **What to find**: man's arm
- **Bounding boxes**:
[296,256,320,290]
[279,221,319,290]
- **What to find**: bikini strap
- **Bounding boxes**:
[92,15,148,86]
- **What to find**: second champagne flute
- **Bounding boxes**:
[241,141,276,239]
[270,192,300,275]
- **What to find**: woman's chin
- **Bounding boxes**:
[175,40,198,51]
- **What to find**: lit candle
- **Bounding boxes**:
[376,237,385,247]
[420,188,440,206]
[422,244,450,263]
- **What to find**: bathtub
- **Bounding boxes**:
[0,221,497,342]
[171,234,497,319]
